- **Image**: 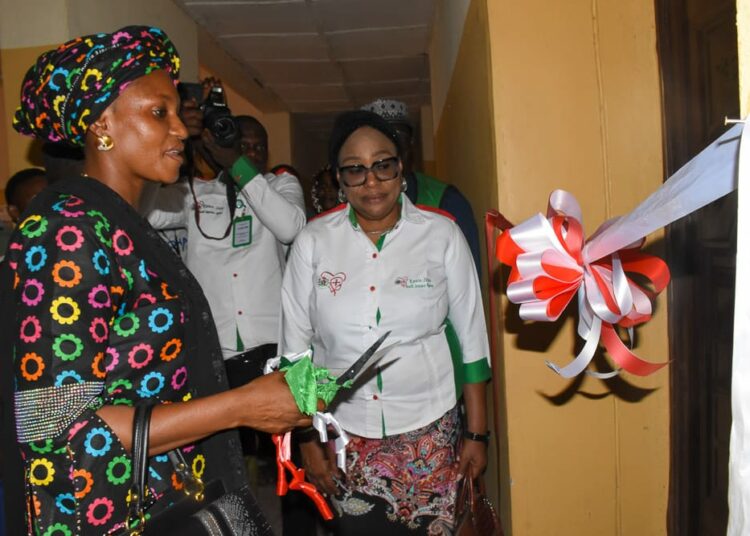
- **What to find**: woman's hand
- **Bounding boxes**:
[234,371,311,434]
[97,372,311,455]
[457,438,487,480]
[299,440,340,496]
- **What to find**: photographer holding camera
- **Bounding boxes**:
[142,79,306,408]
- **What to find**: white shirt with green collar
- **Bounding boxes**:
[280,195,490,438]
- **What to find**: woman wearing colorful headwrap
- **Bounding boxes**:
[2,26,308,535]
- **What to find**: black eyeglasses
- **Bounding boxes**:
[338,156,400,187]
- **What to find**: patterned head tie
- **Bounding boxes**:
[13,25,181,147]
[361,98,411,128]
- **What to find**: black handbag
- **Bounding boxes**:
[115,404,273,536]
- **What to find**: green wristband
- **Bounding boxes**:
[230,155,261,189]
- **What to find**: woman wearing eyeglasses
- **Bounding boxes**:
[280,110,491,535]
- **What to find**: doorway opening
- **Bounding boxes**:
[656,0,739,533]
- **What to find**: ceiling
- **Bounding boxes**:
[176,0,435,113]
[175,0,436,140]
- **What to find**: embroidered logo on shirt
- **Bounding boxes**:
[394,276,434,289]
[193,199,226,216]
[318,271,347,295]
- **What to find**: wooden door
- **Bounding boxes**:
[656,0,739,534]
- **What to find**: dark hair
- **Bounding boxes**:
[236,115,268,140]
[328,110,401,172]
[5,167,46,206]
[312,165,338,188]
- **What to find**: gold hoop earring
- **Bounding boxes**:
[97,134,114,152]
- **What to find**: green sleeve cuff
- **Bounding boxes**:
[230,155,261,189]
[463,358,491,383]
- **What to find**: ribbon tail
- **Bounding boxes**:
[601,323,669,376]
[585,368,621,379]
[546,316,602,377]
[334,432,350,473]
[586,322,633,380]
[312,413,330,443]
[314,412,350,473]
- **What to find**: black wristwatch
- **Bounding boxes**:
[463,430,491,444]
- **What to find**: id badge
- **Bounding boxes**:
[232,215,252,247]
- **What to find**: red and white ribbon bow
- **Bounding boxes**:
[497,190,670,377]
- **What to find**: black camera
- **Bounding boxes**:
[178,83,241,148]
[203,86,241,148]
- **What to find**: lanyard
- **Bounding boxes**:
[188,172,238,240]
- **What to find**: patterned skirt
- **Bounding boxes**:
[331,406,460,536]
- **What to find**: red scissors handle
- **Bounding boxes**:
[272,433,334,520]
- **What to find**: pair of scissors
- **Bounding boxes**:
[334,330,392,387]
[273,331,393,519]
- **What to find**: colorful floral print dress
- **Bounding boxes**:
[3,177,245,535]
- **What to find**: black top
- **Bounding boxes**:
[0,176,245,534]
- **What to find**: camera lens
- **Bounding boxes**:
[211,116,239,147]
[204,106,240,148]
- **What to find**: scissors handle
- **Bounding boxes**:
[272,433,334,520]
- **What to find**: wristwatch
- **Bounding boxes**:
[463,430,491,444]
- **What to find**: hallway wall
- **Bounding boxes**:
[429,0,504,521]
[430,0,670,534]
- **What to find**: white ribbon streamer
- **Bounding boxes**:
[584,124,741,263]
[313,412,350,472]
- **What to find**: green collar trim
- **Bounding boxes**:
[347,205,359,228]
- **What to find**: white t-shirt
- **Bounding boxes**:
[145,170,305,358]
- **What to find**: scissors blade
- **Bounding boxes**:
[336,330,391,386]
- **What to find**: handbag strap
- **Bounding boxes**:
[126,404,154,535]
[457,475,477,514]
[123,404,208,535]
[468,477,477,510]
[167,448,206,500]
